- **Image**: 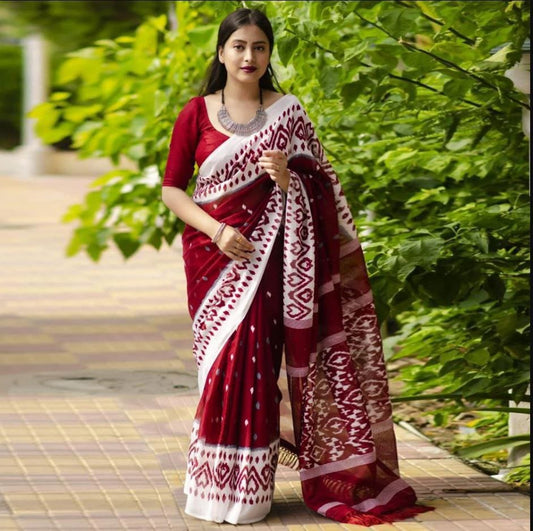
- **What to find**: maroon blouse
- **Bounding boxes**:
[162,96,230,190]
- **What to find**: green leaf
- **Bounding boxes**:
[278,36,298,66]
[65,235,82,257]
[430,42,481,65]
[457,435,530,458]
[94,39,120,50]
[445,138,471,151]
[64,104,103,123]
[400,50,436,73]
[56,55,102,84]
[380,255,416,282]
[91,169,135,188]
[341,79,372,105]
[343,41,368,62]
[368,49,399,69]
[433,411,448,426]
[62,204,84,223]
[442,78,474,99]
[149,14,168,32]
[49,92,71,102]
[148,228,163,250]
[154,90,167,117]
[56,57,86,84]
[438,358,464,376]
[458,289,490,309]
[399,238,444,267]
[86,242,105,262]
[71,121,103,148]
[462,230,489,253]
[113,233,141,258]
[115,36,135,44]
[319,65,340,96]
[28,102,59,133]
[38,122,74,144]
[134,23,158,55]
[377,7,419,36]
[465,348,490,366]
[127,144,146,160]
[188,24,218,48]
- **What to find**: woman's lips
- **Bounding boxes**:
[241,67,257,73]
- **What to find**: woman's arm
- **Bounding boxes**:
[162,186,219,239]
[161,186,254,261]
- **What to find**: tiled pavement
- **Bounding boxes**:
[0,174,529,531]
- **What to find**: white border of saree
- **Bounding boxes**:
[192,189,284,393]
[191,96,297,393]
[185,420,279,524]
[194,94,294,205]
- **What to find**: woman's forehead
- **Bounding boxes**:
[227,24,269,44]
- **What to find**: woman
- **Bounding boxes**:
[162,7,430,526]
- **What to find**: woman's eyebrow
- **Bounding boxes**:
[231,39,268,45]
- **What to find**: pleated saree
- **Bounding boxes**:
[164,94,430,525]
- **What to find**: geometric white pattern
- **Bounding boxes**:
[185,422,279,525]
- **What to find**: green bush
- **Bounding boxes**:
[504,453,531,487]
[0,1,169,150]
[29,0,530,473]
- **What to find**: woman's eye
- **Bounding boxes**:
[255,46,265,51]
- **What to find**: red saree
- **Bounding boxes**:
[177,94,431,524]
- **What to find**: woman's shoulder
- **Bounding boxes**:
[181,95,204,113]
[172,96,205,125]
[263,90,294,103]
[264,91,306,112]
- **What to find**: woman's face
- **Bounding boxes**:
[218,24,270,87]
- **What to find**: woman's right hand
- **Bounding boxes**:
[162,187,255,262]
[215,224,255,262]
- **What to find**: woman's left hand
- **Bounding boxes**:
[259,150,290,193]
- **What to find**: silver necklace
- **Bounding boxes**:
[217,88,267,136]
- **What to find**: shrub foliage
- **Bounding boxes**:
[30,1,530,466]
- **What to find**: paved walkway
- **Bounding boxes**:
[0,174,529,531]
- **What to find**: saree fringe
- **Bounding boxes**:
[339,505,433,526]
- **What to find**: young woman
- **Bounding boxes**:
[162,7,430,526]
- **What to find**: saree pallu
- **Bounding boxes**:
[181,95,430,525]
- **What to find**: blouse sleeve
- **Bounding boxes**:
[162,97,200,190]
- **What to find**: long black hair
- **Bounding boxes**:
[200,8,283,95]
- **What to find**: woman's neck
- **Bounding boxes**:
[222,81,261,103]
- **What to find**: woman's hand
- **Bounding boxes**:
[259,150,290,192]
[215,223,255,262]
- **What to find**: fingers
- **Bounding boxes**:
[234,232,254,252]
[217,227,254,262]
[259,152,287,167]
[262,150,285,158]
[259,159,288,189]
[258,150,291,192]
[260,163,284,179]
[258,150,288,177]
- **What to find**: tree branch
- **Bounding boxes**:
[352,10,530,111]
[284,28,496,112]
[398,37,530,110]
[394,0,476,45]
[388,72,485,109]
